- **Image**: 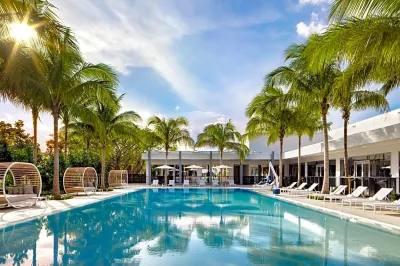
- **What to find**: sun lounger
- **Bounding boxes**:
[280,182,297,193]
[183,180,190,187]
[212,180,219,186]
[342,188,393,206]
[290,183,319,195]
[253,178,267,187]
[199,180,206,186]
[168,180,175,186]
[151,180,159,186]
[283,182,307,193]
[362,199,400,214]
[254,180,275,190]
[228,180,236,186]
[324,186,367,202]
[309,185,347,200]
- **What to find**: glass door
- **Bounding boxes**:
[316,164,324,177]
[354,161,370,177]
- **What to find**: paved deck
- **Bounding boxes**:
[1,185,399,234]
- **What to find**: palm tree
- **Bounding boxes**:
[81,94,141,189]
[196,120,249,182]
[196,120,249,165]
[333,87,389,178]
[292,106,322,185]
[246,86,294,188]
[148,116,194,184]
[265,44,340,193]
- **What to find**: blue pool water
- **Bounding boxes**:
[1,188,400,265]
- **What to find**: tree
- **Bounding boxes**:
[265,43,340,193]
[148,116,194,184]
[292,106,322,185]
[246,86,294,188]
[196,120,249,178]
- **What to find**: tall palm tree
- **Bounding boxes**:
[333,87,389,177]
[292,106,322,185]
[81,94,141,189]
[246,86,294,187]
[196,120,249,182]
[148,116,194,184]
[265,44,340,193]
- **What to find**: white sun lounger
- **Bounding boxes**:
[289,183,318,195]
[151,180,159,186]
[283,182,307,193]
[228,180,236,186]
[168,180,175,186]
[363,199,400,214]
[280,182,297,193]
[183,180,190,187]
[254,180,275,190]
[342,188,393,206]
[199,180,206,186]
[324,186,367,202]
[309,185,347,200]
[212,180,219,186]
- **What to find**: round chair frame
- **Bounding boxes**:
[108,170,128,188]
[63,167,98,195]
[0,162,42,208]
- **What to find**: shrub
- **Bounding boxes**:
[46,194,73,200]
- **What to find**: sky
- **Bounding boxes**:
[1,0,400,149]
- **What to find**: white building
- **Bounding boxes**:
[142,109,400,194]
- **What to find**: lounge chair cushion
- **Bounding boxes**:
[24,186,34,194]
[6,194,37,203]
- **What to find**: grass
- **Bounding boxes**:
[46,194,74,200]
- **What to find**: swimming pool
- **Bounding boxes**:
[0,188,399,265]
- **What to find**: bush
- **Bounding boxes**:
[46,193,73,200]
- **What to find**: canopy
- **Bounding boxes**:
[185,165,203,169]
[214,165,232,169]
[155,165,176,170]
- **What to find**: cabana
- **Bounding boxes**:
[63,167,98,195]
[0,162,42,208]
[108,170,128,188]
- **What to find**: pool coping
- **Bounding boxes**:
[0,189,136,230]
[250,189,400,235]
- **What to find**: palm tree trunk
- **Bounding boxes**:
[279,137,283,188]
[52,110,60,196]
[165,149,168,185]
[343,111,349,178]
[220,151,223,183]
[321,103,330,194]
[32,109,39,164]
[101,147,106,189]
[298,135,302,186]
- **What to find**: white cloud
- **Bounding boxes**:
[299,0,331,6]
[296,12,327,37]
[175,105,180,111]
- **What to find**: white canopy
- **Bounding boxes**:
[185,165,204,169]
[155,165,176,170]
[214,165,232,169]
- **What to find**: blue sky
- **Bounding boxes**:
[1,0,399,148]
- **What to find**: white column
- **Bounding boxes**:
[304,162,308,177]
[284,163,289,177]
[335,157,341,187]
[391,150,399,193]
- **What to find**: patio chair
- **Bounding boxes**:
[280,182,297,193]
[324,186,367,202]
[309,185,347,200]
[253,179,267,187]
[212,180,219,186]
[183,180,190,187]
[168,180,175,187]
[290,183,319,195]
[199,180,206,186]
[362,199,400,214]
[254,180,275,190]
[151,180,159,186]
[283,182,307,193]
[342,188,393,207]
[228,180,236,186]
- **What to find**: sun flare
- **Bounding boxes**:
[8,22,36,42]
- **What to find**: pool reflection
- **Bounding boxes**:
[1,189,399,265]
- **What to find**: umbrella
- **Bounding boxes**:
[155,165,176,170]
[213,165,232,169]
[184,165,203,169]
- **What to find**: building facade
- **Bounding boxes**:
[142,109,400,194]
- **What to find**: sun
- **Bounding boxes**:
[8,22,36,42]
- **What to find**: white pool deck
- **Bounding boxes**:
[1,185,399,233]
